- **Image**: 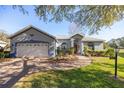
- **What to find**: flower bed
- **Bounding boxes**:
[0,58,13,62]
[48,55,78,62]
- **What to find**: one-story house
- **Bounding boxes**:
[9,25,104,57]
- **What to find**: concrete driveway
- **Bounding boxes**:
[0,56,91,88]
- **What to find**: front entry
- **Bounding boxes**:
[74,39,80,54]
[74,44,79,54]
[70,34,84,55]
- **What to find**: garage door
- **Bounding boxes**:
[16,43,48,57]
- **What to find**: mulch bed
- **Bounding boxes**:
[0,58,14,62]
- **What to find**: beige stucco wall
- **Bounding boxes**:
[56,39,104,51]
[94,42,104,50]
[82,42,104,50]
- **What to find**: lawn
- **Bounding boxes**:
[14,50,124,88]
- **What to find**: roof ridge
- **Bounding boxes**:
[8,25,33,38]
[9,25,56,39]
[84,36,104,39]
[82,36,105,41]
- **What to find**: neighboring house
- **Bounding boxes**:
[9,25,104,57]
[0,40,7,50]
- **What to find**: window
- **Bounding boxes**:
[88,42,94,50]
[61,42,67,50]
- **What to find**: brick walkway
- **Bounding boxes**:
[0,56,91,88]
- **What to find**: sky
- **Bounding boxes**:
[0,5,124,42]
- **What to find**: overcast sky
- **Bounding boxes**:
[0,5,124,41]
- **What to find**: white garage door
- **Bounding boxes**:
[16,43,48,57]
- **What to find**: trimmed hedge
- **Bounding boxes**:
[84,50,107,57]
[84,46,115,57]
[68,47,75,55]
[56,48,64,56]
[84,46,92,56]
[105,48,115,58]
[57,47,75,56]
[91,50,106,56]
[0,52,10,58]
[57,46,115,58]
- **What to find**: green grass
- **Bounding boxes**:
[14,50,124,88]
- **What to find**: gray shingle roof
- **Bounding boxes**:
[8,25,104,42]
[55,35,104,42]
[9,25,56,40]
[55,35,70,39]
[82,37,104,42]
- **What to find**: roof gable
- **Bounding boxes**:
[70,34,84,39]
[9,25,56,40]
[55,34,84,39]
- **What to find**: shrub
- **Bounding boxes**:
[56,48,60,55]
[68,47,75,55]
[59,50,64,56]
[93,50,106,56]
[83,45,110,57]
[4,53,10,58]
[49,55,78,62]
[0,52,10,58]
[57,48,64,56]
[0,52,5,58]
[106,48,115,58]
[83,46,92,56]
